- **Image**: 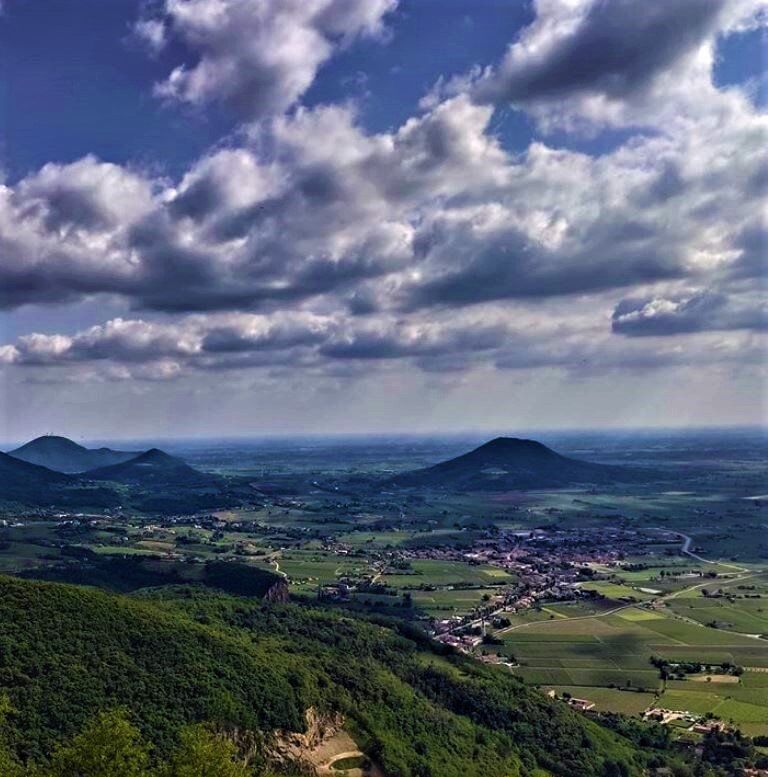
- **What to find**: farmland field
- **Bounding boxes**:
[498,604,768,734]
[381,560,516,588]
[410,587,505,616]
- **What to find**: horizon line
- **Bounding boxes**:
[3,423,767,447]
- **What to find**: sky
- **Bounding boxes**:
[0,0,766,441]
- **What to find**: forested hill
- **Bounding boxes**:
[7,435,138,474]
[389,437,648,491]
[0,575,654,776]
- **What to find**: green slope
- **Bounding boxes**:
[0,576,651,776]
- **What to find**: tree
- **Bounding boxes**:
[0,696,23,777]
[603,759,630,777]
[0,745,22,777]
[45,709,151,777]
[159,726,250,777]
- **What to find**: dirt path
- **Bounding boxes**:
[265,550,287,578]
[318,750,365,774]
[310,730,363,775]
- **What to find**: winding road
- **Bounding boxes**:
[647,528,749,572]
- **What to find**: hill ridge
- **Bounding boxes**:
[85,447,214,487]
[8,435,138,474]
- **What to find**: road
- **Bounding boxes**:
[647,528,749,573]
[266,552,287,578]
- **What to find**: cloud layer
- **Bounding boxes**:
[1,0,766,419]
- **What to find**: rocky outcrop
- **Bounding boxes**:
[263,578,290,603]
[268,707,345,774]
[215,707,364,776]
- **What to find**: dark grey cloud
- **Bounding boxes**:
[477,0,726,106]
[200,320,329,353]
[320,322,508,361]
[346,288,381,316]
[728,223,768,282]
[403,222,684,310]
[18,187,111,233]
[0,313,520,379]
[640,161,687,205]
[612,289,768,336]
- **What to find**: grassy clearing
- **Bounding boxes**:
[331,754,367,770]
[687,673,740,684]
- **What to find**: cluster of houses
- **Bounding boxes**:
[643,707,728,734]
[545,690,596,712]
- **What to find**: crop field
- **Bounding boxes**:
[337,530,417,547]
[381,560,516,588]
[546,686,657,715]
[663,573,768,633]
[662,681,768,736]
[542,599,620,618]
[667,597,768,634]
[499,606,768,732]
[581,581,654,601]
[615,608,666,622]
[411,587,504,616]
[93,545,161,556]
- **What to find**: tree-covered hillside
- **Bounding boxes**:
[0,576,662,776]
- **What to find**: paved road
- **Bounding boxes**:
[647,528,749,573]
